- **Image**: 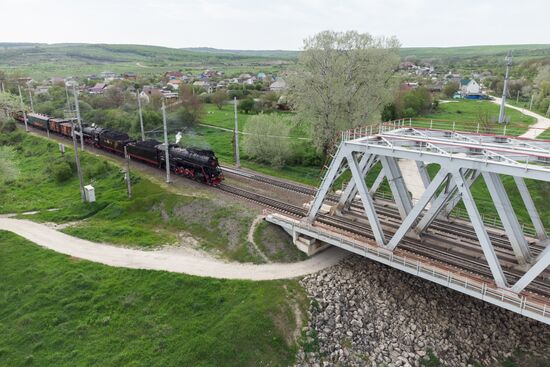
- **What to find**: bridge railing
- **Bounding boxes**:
[340,118,550,141]
[266,212,550,325]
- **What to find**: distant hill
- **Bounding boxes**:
[182,47,299,59]
[1,42,548,80]
[0,43,290,80]
[400,44,550,62]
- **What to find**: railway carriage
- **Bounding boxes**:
[27,113,50,131]
[12,111,224,185]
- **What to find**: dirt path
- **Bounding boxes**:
[0,218,348,281]
[490,96,550,139]
[247,215,271,263]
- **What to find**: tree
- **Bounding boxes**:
[0,92,23,120]
[239,97,255,114]
[177,85,204,125]
[211,90,228,110]
[443,82,459,98]
[243,114,293,167]
[288,30,400,156]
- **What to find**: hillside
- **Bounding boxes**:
[0,43,291,80]
[2,42,550,80]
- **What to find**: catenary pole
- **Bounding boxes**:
[17,84,29,132]
[162,101,171,183]
[233,96,240,168]
[498,51,512,124]
[71,121,86,202]
[137,90,145,141]
[72,84,84,150]
[27,86,34,113]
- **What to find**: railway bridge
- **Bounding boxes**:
[267,123,550,325]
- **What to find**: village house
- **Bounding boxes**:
[269,79,287,92]
[100,71,118,82]
[88,83,107,94]
[123,72,137,80]
[460,78,481,95]
[164,71,184,80]
[167,79,182,90]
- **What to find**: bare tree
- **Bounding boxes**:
[288,30,400,156]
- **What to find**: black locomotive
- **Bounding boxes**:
[14,112,224,185]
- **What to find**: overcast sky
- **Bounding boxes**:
[3,0,549,49]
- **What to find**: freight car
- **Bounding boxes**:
[14,111,224,185]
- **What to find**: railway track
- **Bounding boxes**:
[219,168,550,297]
[222,165,547,256]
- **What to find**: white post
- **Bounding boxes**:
[529,94,534,110]
[137,90,145,141]
[162,101,171,183]
[72,85,84,151]
[17,85,29,132]
[233,96,240,168]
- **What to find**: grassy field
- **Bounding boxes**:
[179,104,321,185]
[0,130,301,263]
[413,100,536,135]
[0,230,305,366]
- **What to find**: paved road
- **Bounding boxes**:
[0,218,347,280]
[489,96,550,139]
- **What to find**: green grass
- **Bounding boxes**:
[254,222,308,263]
[421,164,550,229]
[414,100,536,135]
[180,104,321,186]
[0,230,304,367]
[0,131,284,263]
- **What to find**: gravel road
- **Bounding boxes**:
[0,217,347,280]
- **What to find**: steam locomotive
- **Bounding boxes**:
[14,112,224,185]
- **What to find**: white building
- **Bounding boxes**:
[460,79,481,95]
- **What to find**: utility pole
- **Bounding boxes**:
[124,146,132,198]
[72,84,84,150]
[71,121,86,202]
[162,101,171,183]
[1,81,4,93]
[137,90,145,141]
[516,90,520,104]
[27,87,34,113]
[233,96,240,168]
[529,94,535,111]
[64,84,72,117]
[17,84,29,132]
[498,51,512,124]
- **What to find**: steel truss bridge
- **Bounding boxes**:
[267,125,550,325]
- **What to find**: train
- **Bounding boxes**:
[14,112,224,185]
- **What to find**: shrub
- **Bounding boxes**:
[243,114,293,167]
[52,161,74,183]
